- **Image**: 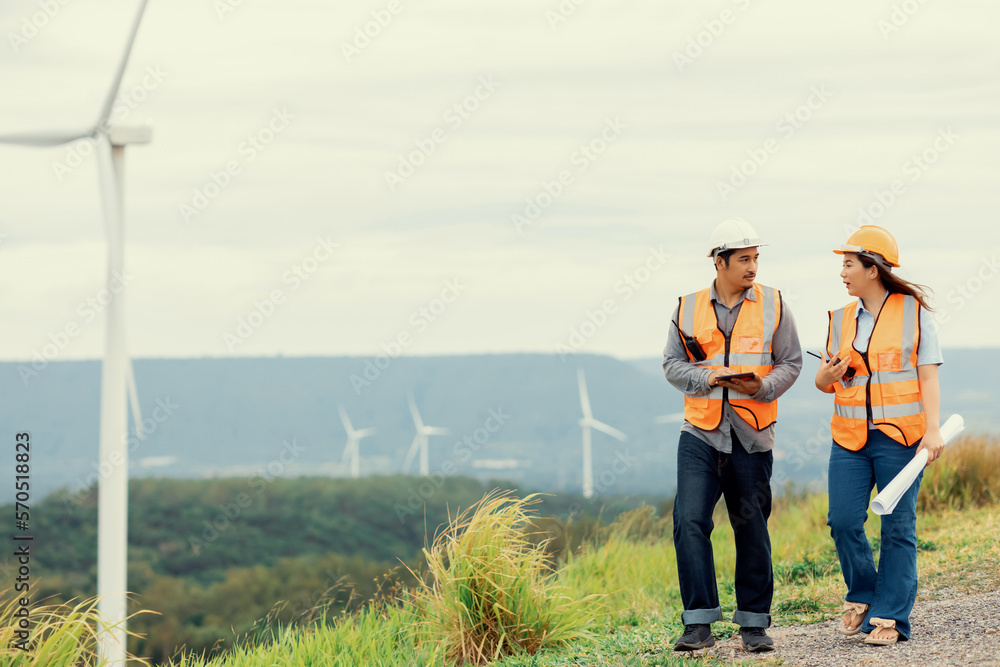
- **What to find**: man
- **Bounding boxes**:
[662,218,802,653]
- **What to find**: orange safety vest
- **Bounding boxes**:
[826,293,926,451]
[678,282,781,431]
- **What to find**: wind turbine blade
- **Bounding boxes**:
[422,427,449,436]
[577,369,592,420]
[655,412,685,424]
[407,394,425,430]
[0,130,92,147]
[589,420,627,442]
[96,0,152,128]
[127,358,143,438]
[338,406,355,436]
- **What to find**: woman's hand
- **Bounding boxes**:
[916,429,945,464]
[815,354,850,391]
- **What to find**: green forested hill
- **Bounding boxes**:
[0,475,666,663]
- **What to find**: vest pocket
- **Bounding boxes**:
[876,351,903,371]
[696,329,715,345]
[737,335,763,353]
[835,382,865,404]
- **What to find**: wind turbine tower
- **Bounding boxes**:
[577,369,627,499]
[339,406,375,478]
[402,395,449,476]
[0,1,153,662]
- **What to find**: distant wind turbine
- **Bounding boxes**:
[577,369,627,499]
[0,1,153,662]
[339,406,375,479]
[402,395,449,476]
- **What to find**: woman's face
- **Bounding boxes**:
[840,253,877,298]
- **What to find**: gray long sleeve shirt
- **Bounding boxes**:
[662,281,802,454]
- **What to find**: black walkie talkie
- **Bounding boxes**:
[672,319,707,362]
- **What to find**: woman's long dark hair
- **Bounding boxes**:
[857,254,934,311]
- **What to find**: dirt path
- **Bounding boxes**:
[699,589,1000,666]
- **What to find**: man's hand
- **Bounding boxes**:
[718,372,762,396]
[709,368,763,395]
[708,367,734,388]
[916,429,945,464]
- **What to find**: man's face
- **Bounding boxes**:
[717,247,759,290]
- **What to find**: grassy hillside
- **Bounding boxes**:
[158,494,1000,666]
[2,436,997,666]
[0,475,664,663]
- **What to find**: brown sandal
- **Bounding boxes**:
[839,601,869,636]
[864,617,900,645]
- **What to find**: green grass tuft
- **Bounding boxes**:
[409,490,600,666]
[0,592,149,667]
[919,435,1000,511]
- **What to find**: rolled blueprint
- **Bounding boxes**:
[871,414,965,515]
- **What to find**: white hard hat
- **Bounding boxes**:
[707,217,767,258]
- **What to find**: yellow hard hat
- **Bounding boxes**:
[834,225,900,268]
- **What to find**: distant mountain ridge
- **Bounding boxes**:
[1,350,993,502]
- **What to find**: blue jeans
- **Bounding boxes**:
[827,429,923,639]
[673,430,773,628]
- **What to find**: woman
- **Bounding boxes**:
[814,225,944,646]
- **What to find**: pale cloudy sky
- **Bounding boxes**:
[0,0,997,363]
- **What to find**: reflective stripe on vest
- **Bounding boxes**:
[826,293,926,450]
[678,282,781,431]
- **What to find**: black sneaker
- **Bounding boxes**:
[673,624,714,651]
[740,626,775,652]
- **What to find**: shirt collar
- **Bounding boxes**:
[855,298,871,319]
[710,280,756,305]
[854,292,889,319]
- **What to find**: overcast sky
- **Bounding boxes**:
[0,0,997,364]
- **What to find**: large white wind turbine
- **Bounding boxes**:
[339,406,375,479]
[0,1,153,663]
[402,395,449,476]
[577,369,627,499]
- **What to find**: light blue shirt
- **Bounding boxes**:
[853,295,942,430]
[852,296,944,366]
